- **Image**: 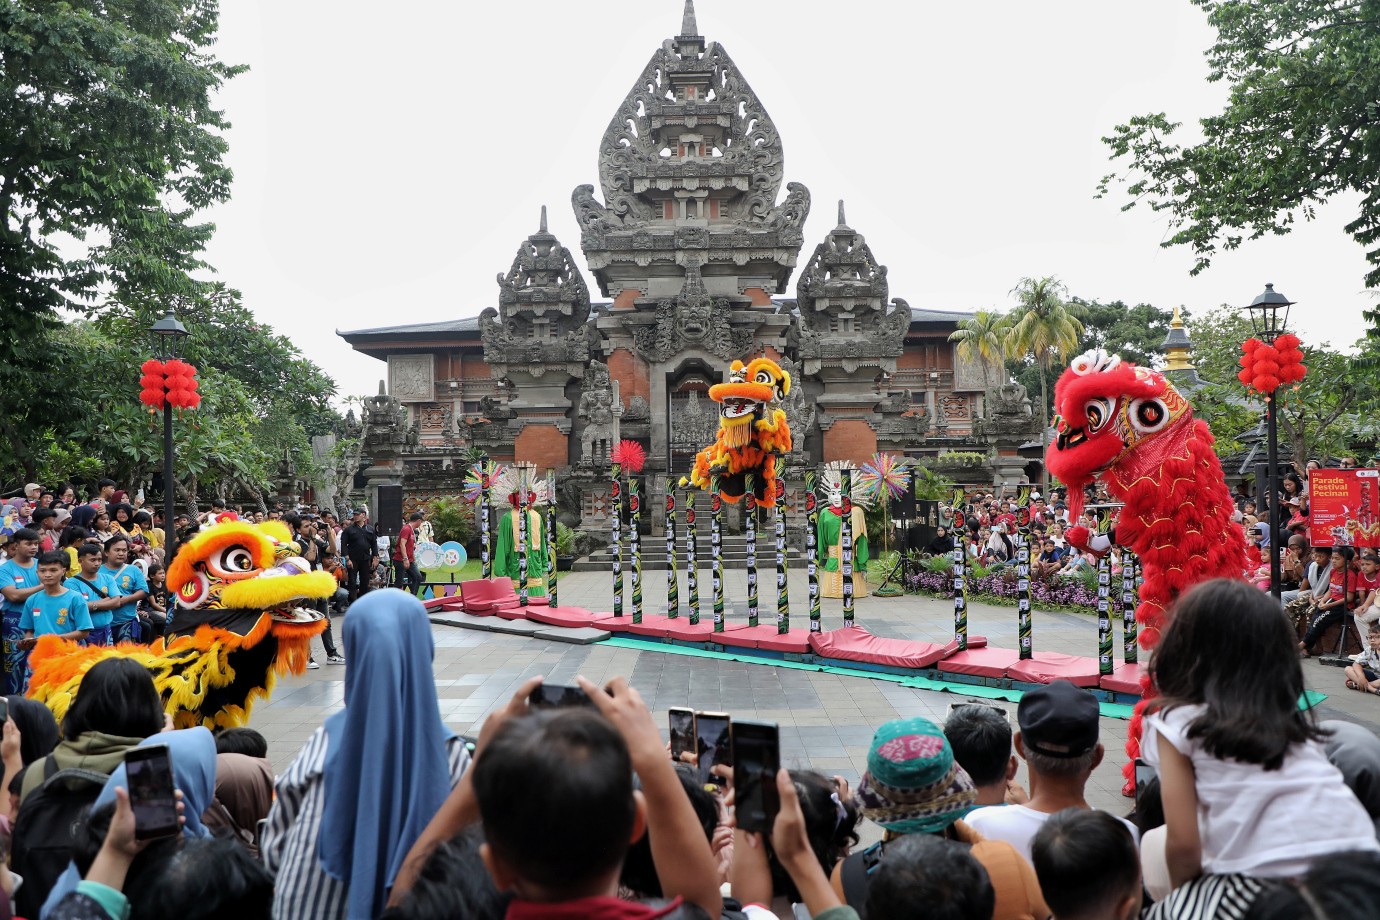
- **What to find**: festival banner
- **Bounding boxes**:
[1310,469,1380,548]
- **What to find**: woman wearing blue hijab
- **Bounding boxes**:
[39,726,217,919]
[262,588,470,920]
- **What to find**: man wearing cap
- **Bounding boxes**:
[831,717,1049,920]
[966,681,1138,864]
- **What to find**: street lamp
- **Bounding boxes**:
[1243,283,1295,599]
[148,311,190,563]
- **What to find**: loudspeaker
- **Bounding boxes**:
[376,484,404,537]
[888,469,918,519]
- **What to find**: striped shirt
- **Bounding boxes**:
[261,726,470,920]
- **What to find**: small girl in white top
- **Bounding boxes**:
[1143,579,1378,887]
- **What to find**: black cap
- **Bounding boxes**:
[1017,680,1099,759]
[351,508,365,516]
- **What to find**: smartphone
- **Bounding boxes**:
[669,707,695,762]
[732,720,781,833]
[695,711,731,787]
[529,683,600,710]
[124,744,179,839]
[0,697,8,724]
[1134,758,1156,809]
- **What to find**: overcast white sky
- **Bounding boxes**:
[197,0,1374,401]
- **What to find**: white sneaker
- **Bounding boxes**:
[326,655,345,665]
[306,659,320,669]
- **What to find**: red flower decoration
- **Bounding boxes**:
[611,439,647,473]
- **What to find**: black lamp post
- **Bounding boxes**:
[1243,283,1294,599]
[148,311,190,563]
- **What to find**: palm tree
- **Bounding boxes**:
[948,310,1009,395]
[1003,277,1085,488]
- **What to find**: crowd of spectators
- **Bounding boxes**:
[0,579,1368,919]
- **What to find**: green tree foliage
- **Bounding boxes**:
[1096,1,1380,289]
[948,311,1009,393]
[1,0,244,481]
[1001,277,1085,483]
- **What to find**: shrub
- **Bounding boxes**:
[428,496,480,552]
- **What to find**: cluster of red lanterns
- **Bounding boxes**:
[1237,333,1307,395]
[138,359,201,412]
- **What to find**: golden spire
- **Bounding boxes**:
[1162,305,1195,372]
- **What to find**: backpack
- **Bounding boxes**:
[11,756,110,918]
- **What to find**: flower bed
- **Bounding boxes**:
[906,567,1103,613]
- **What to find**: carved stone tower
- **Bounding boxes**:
[478,207,592,469]
[572,0,811,473]
[793,201,912,461]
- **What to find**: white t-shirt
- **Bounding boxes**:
[1143,703,1379,878]
[965,803,1139,864]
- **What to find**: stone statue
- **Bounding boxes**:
[578,360,622,465]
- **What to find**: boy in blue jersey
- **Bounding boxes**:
[65,543,123,646]
[98,535,147,645]
[17,552,92,689]
[0,529,43,694]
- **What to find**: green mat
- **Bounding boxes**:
[603,637,1141,719]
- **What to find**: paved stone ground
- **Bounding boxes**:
[249,570,1380,831]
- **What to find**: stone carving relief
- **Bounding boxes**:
[495,207,591,327]
[388,354,434,402]
[578,360,622,465]
[671,390,719,450]
[973,381,1040,441]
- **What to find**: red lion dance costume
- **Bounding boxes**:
[1044,349,1245,792]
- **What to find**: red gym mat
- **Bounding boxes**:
[460,579,517,608]
[423,595,463,611]
[809,627,947,669]
[938,646,1021,678]
[1006,651,1102,688]
[624,615,678,638]
[1099,662,1146,695]
[663,619,749,642]
[494,605,534,621]
[525,606,598,628]
[939,636,988,656]
[717,624,812,653]
[591,615,635,632]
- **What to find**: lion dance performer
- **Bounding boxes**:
[1044,349,1245,792]
[681,357,792,506]
[27,519,334,729]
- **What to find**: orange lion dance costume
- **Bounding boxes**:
[1044,349,1245,792]
[26,519,334,729]
[681,357,792,507]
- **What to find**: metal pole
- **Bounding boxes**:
[479,455,492,579]
[775,481,788,634]
[745,472,758,628]
[1097,552,1113,676]
[687,489,699,625]
[546,469,557,608]
[711,474,724,633]
[666,476,679,618]
[806,469,821,632]
[1267,390,1282,599]
[841,469,855,629]
[630,476,642,624]
[163,396,176,563]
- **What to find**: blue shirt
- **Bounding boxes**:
[64,575,109,626]
[0,558,39,618]
[20,588,92,637]
[98,565,147,625]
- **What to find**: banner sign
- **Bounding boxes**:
[1310,469,1380,547]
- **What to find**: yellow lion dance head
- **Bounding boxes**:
[680,356,793,506]
[28,519,336,729]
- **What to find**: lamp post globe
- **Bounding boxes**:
[1242,285,1294,599]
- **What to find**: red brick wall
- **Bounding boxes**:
[823,420,877,465]
[743,287,772,306]
[515,425,568,469]
[608,347,650,409]
[461,356,492,378]
[613,289,641,310]
[896,347,926,370]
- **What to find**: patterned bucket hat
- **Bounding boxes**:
[854,717,977,834]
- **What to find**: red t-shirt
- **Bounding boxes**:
[1330,568,1349,604]
[392,523,415,562]
[1354,570,1379,603]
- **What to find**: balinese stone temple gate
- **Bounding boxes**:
[338,1,1042,538]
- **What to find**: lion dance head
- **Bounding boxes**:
[681,356,794,505]
[28,519,335,729]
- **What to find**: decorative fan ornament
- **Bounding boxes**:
[858,453,909,502]
[463,461,506,502]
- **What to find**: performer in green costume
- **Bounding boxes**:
[492,467,549,596]
[818,464,870,599]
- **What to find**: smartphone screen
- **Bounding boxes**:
[125,745,179,840]
[732,720,781,833]
[0,697,8,724]
[528,683,605,710]
[695,712,731,787]
[669,707,695,761]
[1134,758,1155,809]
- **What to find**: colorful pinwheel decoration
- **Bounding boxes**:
[463,460,506,502]
[859,453,910,503]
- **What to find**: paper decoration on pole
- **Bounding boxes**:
[858,453,909,503]
[1238,335,1306,396]
[463,461,506,502]
[611,439,647,474]
[139,359,167,410]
